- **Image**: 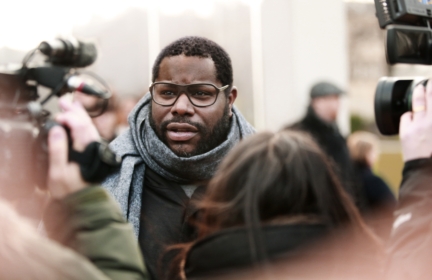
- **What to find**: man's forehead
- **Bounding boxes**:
[157,55,218,84]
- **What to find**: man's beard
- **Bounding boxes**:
[149,103,231,157]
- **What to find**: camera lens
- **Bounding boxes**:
[374,77,425,135]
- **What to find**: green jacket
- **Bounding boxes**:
[44,186,148,280]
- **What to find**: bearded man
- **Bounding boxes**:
[103,36,254,279]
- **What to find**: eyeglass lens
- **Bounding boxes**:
[152,83,219,106]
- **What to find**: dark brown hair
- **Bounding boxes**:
[197,130,365,236]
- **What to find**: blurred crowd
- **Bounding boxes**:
[1,35,432,280]
[73,91,142,142]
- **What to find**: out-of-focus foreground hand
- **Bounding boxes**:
[400,80,432,161]
[48,126,85,199]
[55,96,100,152]
[47,96,101,199]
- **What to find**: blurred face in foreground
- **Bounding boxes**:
[150,55,237,157]
[311,94,340,123]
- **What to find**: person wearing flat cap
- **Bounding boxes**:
[284,81,366,211]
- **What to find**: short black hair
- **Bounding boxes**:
[152,36,233,87]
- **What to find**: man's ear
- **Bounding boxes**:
[227,86,237,117]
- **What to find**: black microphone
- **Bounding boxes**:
[67,76,109,99]
[38,38,97,68]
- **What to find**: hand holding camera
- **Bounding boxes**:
[400,81,432,162]
[47,97,101,199]
[55,96,101,153]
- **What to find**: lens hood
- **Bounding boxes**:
[374,77,424,135]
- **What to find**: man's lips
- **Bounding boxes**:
[166,122,199,142]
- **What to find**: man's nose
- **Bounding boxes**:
[170,92,194,116]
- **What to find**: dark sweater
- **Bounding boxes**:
[354,163,396,211]
[139,168,204,280]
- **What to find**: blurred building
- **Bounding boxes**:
[347,2,388,120]
[68,0,349,133]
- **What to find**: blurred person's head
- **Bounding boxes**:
[197,130,365,237]
[73,91,119,141]
[149,36,237,157]
[309,82,344,123]
[117,95,141,126]
[91,96,119,142]
[347,131,380,168]
[0,198,111,280]
[72,91,105,115]
[167,130,381,280]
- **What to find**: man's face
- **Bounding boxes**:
[311,94,340,123]
[150,55,237,157]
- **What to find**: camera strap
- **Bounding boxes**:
[69,141,122,183]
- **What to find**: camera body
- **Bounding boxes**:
[0,38,106,199]
[375,0,432,65]
[374,0,432,135]
[0,71,49,199]
[375,0,432,29]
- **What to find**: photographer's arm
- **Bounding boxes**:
[44,98,148,280]
[386,82,432,279]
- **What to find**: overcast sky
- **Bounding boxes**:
[0,0,266,50]
[0,0,375,51]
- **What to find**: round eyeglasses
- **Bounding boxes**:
[149,82,229,107]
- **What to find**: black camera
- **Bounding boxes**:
[374,77,427,135]
[0,38,110,200]
[374,0,432,135]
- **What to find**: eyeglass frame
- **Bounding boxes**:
[149,82,230,108]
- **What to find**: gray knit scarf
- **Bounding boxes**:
[103,93,255,236]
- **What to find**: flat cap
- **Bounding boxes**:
[310,81,344,98]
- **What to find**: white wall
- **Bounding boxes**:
[256,0,349,134]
